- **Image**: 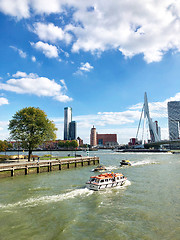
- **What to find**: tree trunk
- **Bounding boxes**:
[28,148,32,161]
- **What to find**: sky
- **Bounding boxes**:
[1,0,180,144]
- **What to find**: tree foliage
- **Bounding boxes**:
[0,140,12,152]
[8,107,57,161]
[58,140,78,149]
[69,140,78,148]
[58,141,65,148]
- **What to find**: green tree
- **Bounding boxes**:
[8,107,57,161]
[64,140,70,149]
[69,140,78,149]
[58,141,65,148]
[0,140,12,152]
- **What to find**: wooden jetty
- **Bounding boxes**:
[0,156,99,178]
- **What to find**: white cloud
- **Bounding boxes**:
[74,62,94,75]
[10,46,27,58]
[0,97,9,106]
[12,71,27,78]
[31,41,59,58]
[12,71,38,78]
[33,22,72,44]
[31,0,63,15]
[60,79,67,91]
[2,1,180,62]
[0,0,30,19]
[79,62,94,72]
[0,72,72,102]
[31,56,36,62]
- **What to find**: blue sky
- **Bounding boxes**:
[0,0,180,143]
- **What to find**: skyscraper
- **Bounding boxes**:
[168,101,180,140]
[64,107,72,140]
[69,121,77,140]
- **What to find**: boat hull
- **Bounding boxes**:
[86,179,126,191]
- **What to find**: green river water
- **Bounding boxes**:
[0,150,179,240]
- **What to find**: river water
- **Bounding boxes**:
[0,150,179,240]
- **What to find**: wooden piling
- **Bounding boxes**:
[59,162,61,170]
[25,166,28,175]
[11,168,14,177]
[37,165,40,173]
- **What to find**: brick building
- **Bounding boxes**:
[90,126,97,146]
[97,134,118,147]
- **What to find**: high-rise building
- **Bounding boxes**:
[90,126,97,146]
[168,101,180,140]
[64,107,72,140]
[69,121,77,140]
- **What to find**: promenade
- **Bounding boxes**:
[0,156,100,178]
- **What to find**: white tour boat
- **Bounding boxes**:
[86,172,127,191]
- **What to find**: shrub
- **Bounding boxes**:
[42,154,52,158]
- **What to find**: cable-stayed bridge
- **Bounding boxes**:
[135,92,180,148]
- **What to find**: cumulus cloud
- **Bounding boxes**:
[0,97,9,106]
[74,62,94,75]
[33,22,72,44]
[10,46,27,58]
[12,71,28,78]
[31,41,59,58]
[0,0,30,19]
[66,0,180,63]
[1,1,180,62]
[0,71,72,102]
[79,62,94,72]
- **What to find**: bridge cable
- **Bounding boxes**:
[136,104,144,140]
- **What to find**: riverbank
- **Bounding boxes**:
[0,156,99,179]
[116,149,169,153]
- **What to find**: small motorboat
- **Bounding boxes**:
[120,160,132,166]
[92,165,107,172]
[86,172,127,191]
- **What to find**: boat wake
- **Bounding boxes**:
[106,166,119,170]
[114,179,131,189]
[131,160,158,166]
[0,188,93,209]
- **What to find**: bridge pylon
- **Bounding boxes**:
[136,92,161,144]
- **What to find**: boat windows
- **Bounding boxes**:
[117,177,119,180]
[105,179,108,182]
[100,179,104,183]
[91,178,95,182]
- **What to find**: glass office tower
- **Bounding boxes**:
[69,121,77,140]
[168,101,180,140]
[64,107,72,140]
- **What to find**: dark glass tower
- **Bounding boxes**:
[69,121,77,140]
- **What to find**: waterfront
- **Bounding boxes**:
[0,150,179,240]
